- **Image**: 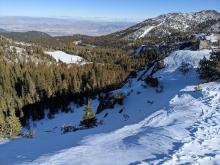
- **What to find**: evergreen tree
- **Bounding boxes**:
[80,100,97,128]
[199,51,220,80]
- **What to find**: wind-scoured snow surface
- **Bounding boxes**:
[45,51,86,64]
[1,49,220,165]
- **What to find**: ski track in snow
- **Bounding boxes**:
[139,26,156,38]
[1,49,220,165]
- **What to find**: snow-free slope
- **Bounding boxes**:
[1,49,220,165]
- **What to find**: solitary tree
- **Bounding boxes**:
[80,100,97,128]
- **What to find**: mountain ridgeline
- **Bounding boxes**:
[1,10,219,48]
[113,10,220,39]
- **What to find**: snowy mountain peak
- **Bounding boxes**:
[117,10,220,39]
[155,10,220,23]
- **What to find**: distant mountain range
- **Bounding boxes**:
[0,28,6,32]
[114,10,220,39]
[1,10,219,46]
[0,16,136,36]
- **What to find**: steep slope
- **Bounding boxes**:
[114,10,220,39]
[1,49,219,165]
[30,82,220,165]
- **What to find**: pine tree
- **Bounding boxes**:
[80,100,97,128]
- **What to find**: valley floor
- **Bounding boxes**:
[1,49,220,165]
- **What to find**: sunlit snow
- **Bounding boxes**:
[1,49,220,165]
[45,51,86,64]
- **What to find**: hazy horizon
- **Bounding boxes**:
[0,15,140,23]
[0,0,220,22]
[0,16,136,36]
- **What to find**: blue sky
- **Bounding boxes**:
[0,0,220,21]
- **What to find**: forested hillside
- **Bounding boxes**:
[0,35,162,138]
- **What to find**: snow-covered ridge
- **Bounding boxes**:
[122,10,220,39]
[45,51,86,64]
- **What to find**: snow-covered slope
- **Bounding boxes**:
[116,10,220,39]
[139,26,156,38]
[30,83,220,165]
[45,51,86,64]
[164,50,211,72]
[1,49,220,165]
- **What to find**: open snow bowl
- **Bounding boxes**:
[45,51,86,64]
